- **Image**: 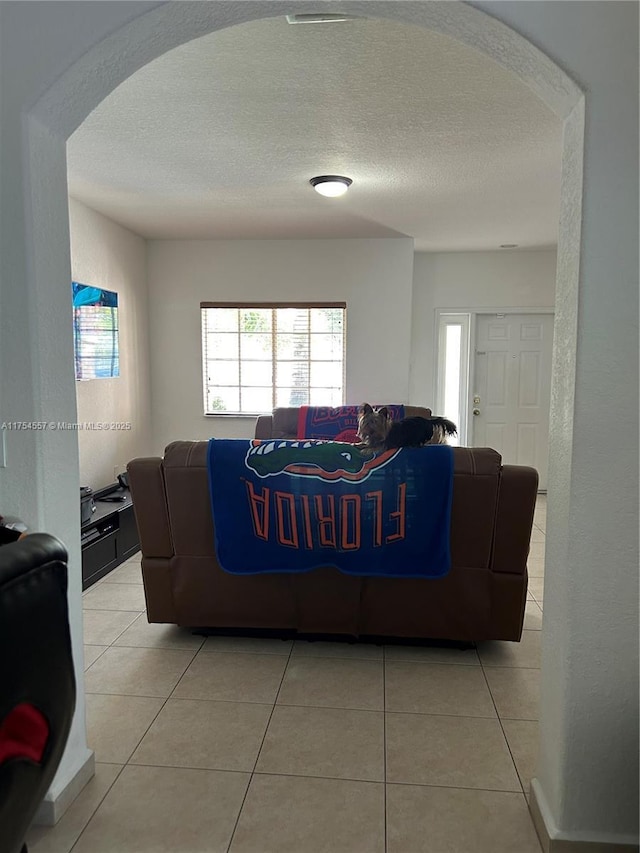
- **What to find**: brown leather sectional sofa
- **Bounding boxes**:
[128,418,538,642]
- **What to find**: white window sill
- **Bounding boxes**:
[204,413,263,418]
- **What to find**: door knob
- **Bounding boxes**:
[473,408,480,416]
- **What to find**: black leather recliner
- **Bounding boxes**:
[0,534,76,853]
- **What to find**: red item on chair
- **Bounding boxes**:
[0,702,49,765]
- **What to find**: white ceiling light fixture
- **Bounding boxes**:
[310,175,353,197]
[286,14,361,24]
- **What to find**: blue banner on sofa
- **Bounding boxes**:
[207,439,454,579]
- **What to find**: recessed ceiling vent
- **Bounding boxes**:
[285,13,361,23]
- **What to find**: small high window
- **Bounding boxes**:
[72,282,119,380]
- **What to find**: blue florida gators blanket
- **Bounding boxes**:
[207,439,454,579]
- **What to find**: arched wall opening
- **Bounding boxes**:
[5,1,637,849]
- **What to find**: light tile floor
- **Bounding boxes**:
[27,496,547,853]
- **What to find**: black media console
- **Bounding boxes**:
[81,486,140,590]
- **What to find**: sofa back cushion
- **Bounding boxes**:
[270,405,433,439]
[158,440,501,570]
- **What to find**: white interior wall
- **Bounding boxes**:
[478,3,637,846]
[70,199,152,488]
[147,238,414,453]
[410,249,557,405]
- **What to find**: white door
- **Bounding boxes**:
[472,313,553,489]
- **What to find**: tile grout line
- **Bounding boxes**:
[82,606,145,612]
[478,655,530,801]
[224,640,295,853]
[82,610,143,661]
[163,642,211,702]
[118,654,198,764]
[68,763,127,853]
[83,582,147,602]
[197,647,482,666]
[110,759,527,794]
[246,770,522,796]
[383,778,525,794]
[81,645,110,673]
[90,637,493,665]
[80,690,537,720]
[108,641,206,652]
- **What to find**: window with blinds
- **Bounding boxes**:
[201,303,346,414]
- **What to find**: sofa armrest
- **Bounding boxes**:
[491,464,538,574]
[127,458,174,558]
[255,415,273,439]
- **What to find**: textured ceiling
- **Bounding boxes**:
[67,16,562,251]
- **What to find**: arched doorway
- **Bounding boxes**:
[6,2,636,849]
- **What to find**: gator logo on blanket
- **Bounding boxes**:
[245,439,399,483]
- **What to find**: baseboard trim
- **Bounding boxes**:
[530,779,639,853]
[34,750,95,826]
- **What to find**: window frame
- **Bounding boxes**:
[200,301,347,416]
